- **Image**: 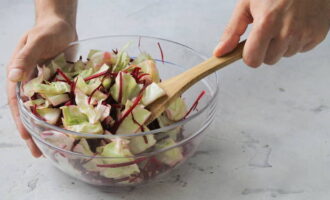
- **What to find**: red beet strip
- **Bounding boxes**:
[56,68,72,85]
[157,42,164,64]
[137,73,149,80]
[138,36,141,49]
[97,157,147,168]
[84,70,112,81]
[131,112,148,144]
[183,90,206,119]
[118,72,123,104]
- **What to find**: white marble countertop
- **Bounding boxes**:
[1,0,330,199]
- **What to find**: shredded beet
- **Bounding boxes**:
[157,42,164,64]
[137,73,149,83]
[97,157,147,168]
[56,68,72,84]
[131,112,148,144]
[183,90,206,119]
[110,103,122,108]
[84,70,109,81]
[112,48,118,54]
[118,72,123,104]
[138,36,141,49]
[64,100,72,106]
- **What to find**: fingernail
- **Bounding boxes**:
[8,68,24,82]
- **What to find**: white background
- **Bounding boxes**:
[1,0,330,199]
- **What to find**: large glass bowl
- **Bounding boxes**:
[17,35,218,187]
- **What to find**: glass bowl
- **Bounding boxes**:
[17,35,219,187]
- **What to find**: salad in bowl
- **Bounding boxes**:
[18,35,218,186]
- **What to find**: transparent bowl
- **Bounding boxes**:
[17,35,218,187]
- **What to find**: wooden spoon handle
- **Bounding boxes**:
[160,40,245,97]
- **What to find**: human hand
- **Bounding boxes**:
[6,17,77,157]
[213,0,330,67]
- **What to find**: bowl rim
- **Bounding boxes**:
[16,35,219,139]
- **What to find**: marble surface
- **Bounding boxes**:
[1,0,330,199]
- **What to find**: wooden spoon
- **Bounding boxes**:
[146,40,245,124]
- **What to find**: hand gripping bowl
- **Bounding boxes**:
[17,35,219,187]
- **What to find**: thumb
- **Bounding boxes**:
[8,39,43,82]
[213,1,251,57]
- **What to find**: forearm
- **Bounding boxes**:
[35,0,77,26]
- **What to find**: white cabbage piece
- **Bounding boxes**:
[138,59,160,83]
[36,108,61,125]
[24,98,50,110]
[87,50,115,70]
[99,139,140,179]
[165,97,187,121]
[110,72,140,105]
[141,82,166,106]
[116,100,151,134]
[132,52,154,65]
[73,138,103,172]
[34,82,71,95]
[112,44,131,72]
[157,114,181,141]
[41,130,74,150]
[23,66,51,97]
[129,126,156,154]
[66,122,103,135]
[75,90,110,123]
[44,93,70,106]
[155,138,183,167]
[61,105,103,134]
[76,76,102,95]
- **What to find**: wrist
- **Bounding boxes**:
[36,15,75,29]
[35,0,77,27]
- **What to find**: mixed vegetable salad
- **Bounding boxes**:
[22,44,205,184]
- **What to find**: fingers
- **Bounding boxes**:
[8,37,43,82]
[26,138,42,158]
[7,33,43,158]
[264,37,289,64]
[243,19,275,67]
[7,81,31,140]
[213,0,251,57]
